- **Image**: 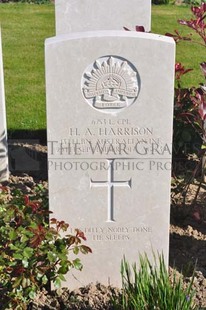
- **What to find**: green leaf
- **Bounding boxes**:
[13,253,23,260]
[13,276,23,288]
[73,246,79,255]
[26,278,31,286]
[80,245,92,254]
[21,234,29,243]
[58,263,69,275]
[54,277,61,289]
[35,184,44,191]
[22,259,29,268]
[47,251,57,263]
[9,244,18,251]
[23,247,34,258]
[58,273,66,281]
[29,289,36,299]
[36,272,43,280]
[9,230,17,240]
[22,277,27,288]
[42,275,48,285]
[73,258,83,271]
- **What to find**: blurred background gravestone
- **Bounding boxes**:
[55,0,151,34]
[0,29,9,182]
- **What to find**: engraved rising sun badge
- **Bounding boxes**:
[82,56,140,113]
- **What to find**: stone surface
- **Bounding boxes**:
[45,31,175,288]
[0,30,8,182]
[55,0,151,35]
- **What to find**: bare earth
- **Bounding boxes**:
[4,142,206,309]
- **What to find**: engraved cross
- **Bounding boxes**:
[90,159,132,222]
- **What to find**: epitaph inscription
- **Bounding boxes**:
[82,56,139,113]
[69,226,152,242]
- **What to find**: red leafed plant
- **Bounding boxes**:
[179,2,206,45]
[173,3,206,142]
[0,184,92,310]
[166,2,206,47]
[123,25,146,32]
[175,62,193,81]
[165,2,206,207]
[129,3,206,206]
[124,5,206,168]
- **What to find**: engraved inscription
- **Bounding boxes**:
[82,56,140,113]
[69,226,152,242]
[90,159,132,222]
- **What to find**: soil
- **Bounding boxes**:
[2,142,206,309]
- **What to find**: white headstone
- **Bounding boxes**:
[46,31,175,288]
[55,0,151,35]
[0,29,8,182]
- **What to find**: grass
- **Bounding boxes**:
[0,3,205,130]
[152,4,205,88]
[0,3,55,131]
[113,254,195,309]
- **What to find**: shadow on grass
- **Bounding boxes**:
[7,129,48,181]
[8,129,47,144]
